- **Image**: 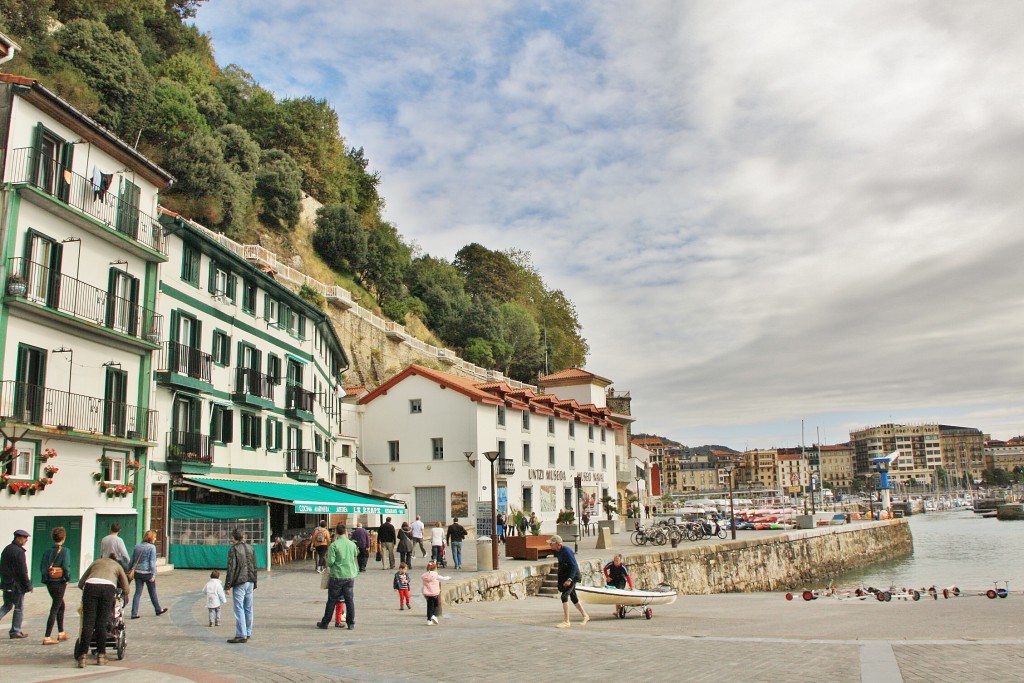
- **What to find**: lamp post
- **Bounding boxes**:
[483,450,500,570]
[723,460,737,540]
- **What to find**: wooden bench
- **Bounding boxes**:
[505,534,554,560]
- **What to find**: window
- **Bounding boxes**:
[102,367,128,437]
[548,417,555,435]
[264,295,278,326]
[341,444,352,459]
[601,453,607,469]
[522,486,533,513]
[497,405,506,427]
[106,268,139,335]
[209,262,229,298]
[242,280,257,314]
[265,417,282,451]
[101,451,127,483]
[588,425,595,441]
[181,244,200,286]
[570,449,575,468]
[569,421,575,438]
[388,441,400,462]
[564,488,573,511]
[241,413,261,448]
[522,411,530,431]
[267,354,281,385]
[548,446,555,466]
[522,444,530,465]
[6,445,33,479]
[589,451,595,468]
[212,331,230,365]
[410,399,422,414]
[211,405,233,444]
[601,427,606,443]
[432,438,444,461]
[497,441,506,460]
[297,315,306,339]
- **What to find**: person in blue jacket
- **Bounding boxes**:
[547,535,589,628]
[40,527,72,644]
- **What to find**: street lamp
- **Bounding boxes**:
[483,450,500,570]
[722,460,737,540]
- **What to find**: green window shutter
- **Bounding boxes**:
[226,273,237,301]
[208,260,216,293]
[58,141,74,202]
[223,410,233,443]
[275,421,282,448]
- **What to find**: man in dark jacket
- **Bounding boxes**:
[445,518,468,569]
[225,528,257,644]
[0,529,33,638]
[351,523,370,572]
[377,517,396,570]
[548,535,589,628]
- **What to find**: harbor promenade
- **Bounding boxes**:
[1,527,1021,682]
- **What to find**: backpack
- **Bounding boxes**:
[312,528,327,545]
[393,572,401,590]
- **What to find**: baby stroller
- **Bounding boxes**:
[436,541,448,569]
[75,589,127,661]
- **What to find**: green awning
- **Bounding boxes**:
[187,476,406,515]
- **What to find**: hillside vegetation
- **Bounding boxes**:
[0,0,588,383]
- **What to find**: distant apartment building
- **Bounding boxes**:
[737,448,779,491]
[849,423,984,485]
[984,437,1024,475]
[819,443,855,492]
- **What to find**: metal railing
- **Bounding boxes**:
[234,367,275,400]
[499,457,517,476]
[8,257,163,341]
[286,448,319,474]
[167,431,212,463]
[154,341,212,383]
[286,384,316,413]
[0,380,156,440]
[6,148,166,254]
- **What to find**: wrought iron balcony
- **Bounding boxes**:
[0,380,156,441]
[499,457,516,476]
[234,367,275,401]
[167,431,212,464]
[7,258,162,343]
[286,384,315,418]
[286,448,319,475]
[6,148,166,254]
[154,341,212,385]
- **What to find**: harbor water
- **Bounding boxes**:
[836,507,1024,591]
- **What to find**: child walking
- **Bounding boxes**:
[421,560,449,625]
[203,570,226,626]
[394,563,411,610]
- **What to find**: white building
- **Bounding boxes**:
[0,74,173,582]
[357,365,622,534]
[149,210,401,569]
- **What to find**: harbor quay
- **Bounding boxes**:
[1,525,1022,682]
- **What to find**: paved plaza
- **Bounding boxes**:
[1,530,1022,682]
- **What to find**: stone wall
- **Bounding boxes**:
[444,520,912,604]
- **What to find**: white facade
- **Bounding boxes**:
[150,211,350,552]
[358,365,621,534]
[0,75,173,581]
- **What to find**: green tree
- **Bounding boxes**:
[454,243,521,303]
[0,0,55,39]
[361,220,411,313]
[150,77,208,146]
[254,148,302,230]
[405,256,471,340]
[462,338,495,367]
[346,146,382,215]
[56,19,155,137]
[312,204,367,273]
[493,302,543,381]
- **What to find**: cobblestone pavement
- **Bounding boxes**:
[1,532,1022,682]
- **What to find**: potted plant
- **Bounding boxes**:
[598,494,619,534]
[6,272,27,297]
[556,509,577,540]
[92,472,103,481]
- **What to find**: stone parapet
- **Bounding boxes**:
[443,520,912,604]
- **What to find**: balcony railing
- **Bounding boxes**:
[286,384,315,413]
[7,257,162,342]
[0,380,156,440]
[155,341,212,384]
[167,431,212,464]
[499,457,517,476]
[6,147,166,254]
[286,448,319,475]
[234,367,275,400]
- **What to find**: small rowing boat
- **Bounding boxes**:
[575,584,677,607]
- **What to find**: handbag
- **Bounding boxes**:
[47,547,64,580]
[126,551,142,583]
[375,550,382,562]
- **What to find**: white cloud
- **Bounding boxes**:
[195,1,1024,447]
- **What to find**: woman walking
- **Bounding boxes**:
[129,530,167,618]
[397,522,414,568]
[39,526,71,645]
[430,521,445,563]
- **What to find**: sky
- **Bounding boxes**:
[193,1,1024,451]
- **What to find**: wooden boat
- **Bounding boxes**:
[575,584,677,607]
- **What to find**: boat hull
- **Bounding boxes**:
[575,584,678,606]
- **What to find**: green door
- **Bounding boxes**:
[93,514,139,565]
[31,516,82,588]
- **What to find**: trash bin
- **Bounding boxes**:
[477,536,493,571]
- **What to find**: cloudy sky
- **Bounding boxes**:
[194,1,1024,450]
